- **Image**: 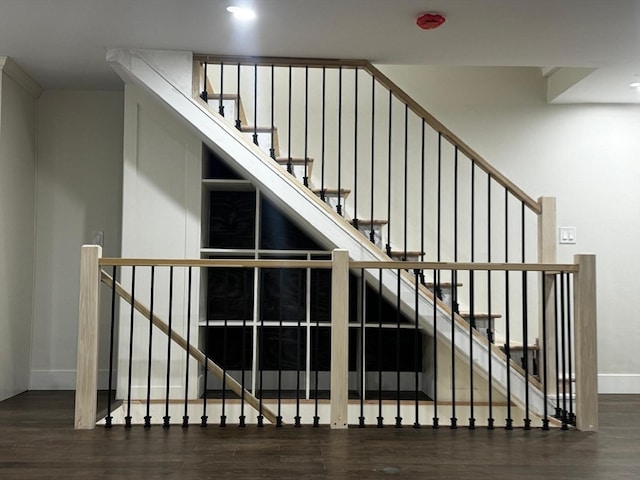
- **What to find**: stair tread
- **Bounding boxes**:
[276,157,314,164]
[356,219,388,226]
[459,312,502,319]
[239,125,276,133]
[424,282,463,288]
[312,188,351,195]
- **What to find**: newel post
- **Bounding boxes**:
[74,245,102,429]
[573,254,598,431]
[330,249,350,429]
[538,197,557,393]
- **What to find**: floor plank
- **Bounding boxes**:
[0,392,638,479]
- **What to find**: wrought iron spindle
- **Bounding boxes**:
[403,105,408,260]
[276,269,283,427]
[553,273,562,419]
[450,268,457,429]
[183,267,193,428]
[413,269,421,428]
[320,67,326,201]
[432,268,439,429]
[469,163,476,430]
[487,175,495,430]
[560,273,568,429]
[377,270,384,428]
[385,90,392,256]
[337,67,343,215]
[252,64,258,145]
[163,266,174,428]
[200,61,208,102]
[220,300,229,427]
[270,65,275,159]
[219,62,224,116]
[105,265,117,429]
[201,268,210,427]
[352,68,359,228]
[504,190,513,430]
[566,273,575,425]
[303,66,309,186]
[541,271,550,430]
[235,62,242,130]
[144,266,155,428]
[239,269,248,427]
[369,75,376,243]
[522,202,531,429]
[125,266,136,429]
[359,270,366,428]
[395,269,402,428]
[287,66,293,173]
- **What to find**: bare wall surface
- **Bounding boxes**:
[0,69,37,400]
[379,65,640,393]
[31,90,123,389]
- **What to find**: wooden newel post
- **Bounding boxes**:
[74,245,102,429]
[330,249,349,429]
[538,196,557,394]
[573,254,598,431]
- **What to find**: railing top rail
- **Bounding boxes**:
[194,54,542,215]
[99,257,578,273]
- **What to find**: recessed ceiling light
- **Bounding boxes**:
[226,5,257,21]
[630,82,640,89]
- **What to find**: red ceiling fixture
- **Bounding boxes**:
[416,12,446,30]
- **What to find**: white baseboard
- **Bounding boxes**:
[30,369,112,390]
[598,374,640,394]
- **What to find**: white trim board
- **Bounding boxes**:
[598,374,640,394]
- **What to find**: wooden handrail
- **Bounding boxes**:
[194,54,542,214]
[99,257,578,273]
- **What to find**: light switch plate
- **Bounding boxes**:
[558,227,576,244]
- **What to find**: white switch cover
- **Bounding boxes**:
[558,227,576,244]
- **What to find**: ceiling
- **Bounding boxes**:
[1,0,639,103]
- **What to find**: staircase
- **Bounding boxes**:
[99,48,598,430]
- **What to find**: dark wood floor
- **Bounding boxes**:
[0,392,638,479]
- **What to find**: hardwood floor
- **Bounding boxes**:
[1,392,638,479]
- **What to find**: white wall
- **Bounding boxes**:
[379,65,640,393]
[0,63,38,400]
[31,90,123,389]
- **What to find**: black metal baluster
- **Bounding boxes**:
[295,268,302,428]
[239,269,248,427]
[437,134,442,265]
[452,146,458,313]
[566,273,575,426]
[144,266,155,428]
[163,266,174,428]
[450,268,457,429]
[432,268,439,429]
[487,175,495,430]
[257,269,265,427]
[541,271,550,430]
[220,269,228,427]
[105,265,117,429]
[303,66,309,186]
[419,121,426,284]
[287,65,293,173]
[313,265,320,427]
[504,190,513,430]
[369,75,376,243]
[235,62,242,130]
[385,90,393,256]
[413,269,421,428]
[337,67,343,215]
[521,202,531,429]
[395,269,402,428]
[219,62,224,116]
[560,273,568,429]
[200,61,208,102]
[377,270,384,428]
[352,68,359,228]
[469,163,476,430]
[276,269,283,427]
[320,67,326,201]
[403,105,408,261]
[125,266,136,429]
[201,267,210,428]
[252,64,258,145]
[270,65,276,159]
[359,270,366,428]
[182,267,193,428]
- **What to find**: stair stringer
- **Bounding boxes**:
[107,48,553,421]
